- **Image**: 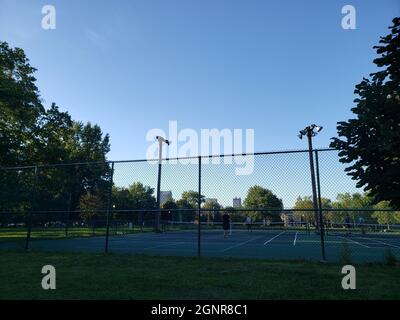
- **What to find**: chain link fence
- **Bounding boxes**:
[0,149,399,262]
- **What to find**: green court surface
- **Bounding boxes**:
[1,227,399,263]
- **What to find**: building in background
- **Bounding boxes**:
[233,197,242,208]
[160,191,173,205]
[204,198,218,204]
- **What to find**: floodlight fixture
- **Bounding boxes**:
[156,136,170,146]
[297,124,323,139]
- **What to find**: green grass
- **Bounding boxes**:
[0,251,399,299]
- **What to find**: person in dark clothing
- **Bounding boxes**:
[344,214,352,235]
[222,212,230,238]
[245,215,252,232]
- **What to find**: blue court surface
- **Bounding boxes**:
[2,227,399,263]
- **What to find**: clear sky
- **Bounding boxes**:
[1,0,399,207]
[1,0,399,160]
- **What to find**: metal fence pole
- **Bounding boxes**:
[197,156,202,257]
[307,133,320,231]
[156,162,162,232]
[315,150,326,261]
[65,191,72,237]
[25,165,38,251]
[105,161,115,253]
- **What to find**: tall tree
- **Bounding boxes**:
[293,196,332,223]
[202,199,221,223]
[176,197,196,221]
[128,182,156,209]
[330,193,373,224]
[0,42,111,216]
[330,18,400,209]
[0,42,44,166]
[243,185,283,221]
[79,192,104,233]
[112,186,135,210]
[111,183,156,223]
[371,200,400,228]
[180,191,205,208]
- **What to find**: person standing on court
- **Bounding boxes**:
[245,215,252,232]
[222,211,230,238]
[344,214,352,235]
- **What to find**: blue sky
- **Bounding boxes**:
[1,0,399,206]
[1,0,399,160]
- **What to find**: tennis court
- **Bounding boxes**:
[2,222,399,262]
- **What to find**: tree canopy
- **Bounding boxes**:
[293,196,332,223]
[0,41,111,214]
[293,192,400,226]
[180,191,205,208]
[330,18,400,209]
[243,185,283,220]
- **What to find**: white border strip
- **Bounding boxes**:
[293,231,298,246]
[358,237,400,249]
[338,236,370,248]
[264,231,286,246]
[221,236,263,252]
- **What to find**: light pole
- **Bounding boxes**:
[298,124,326,261]
[298,124,322,229]
[155,136,170,232]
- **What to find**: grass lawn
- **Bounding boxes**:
[0,251,399,300]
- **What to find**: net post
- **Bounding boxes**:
[25,165,38,251]
[105,161,114,254]
[197,156,201,257]
[315,150,326,261]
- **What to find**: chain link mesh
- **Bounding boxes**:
[0,149,398,262]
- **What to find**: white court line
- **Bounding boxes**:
[264,231,286,246]
[221,236,263,252]
[143,242,186,250]
[293,232,298,246]
[357,236,400,249]
[338,236,370,248]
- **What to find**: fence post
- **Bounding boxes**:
[197,156,202,257]
[306,133,320,232]
[105,161,115,254]
[65,191,72,237]
[25,165,38,251]
[315,150,326,261]
[155,161,162,232]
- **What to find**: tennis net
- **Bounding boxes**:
[163,220,312,234]
[324,222,400,238]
